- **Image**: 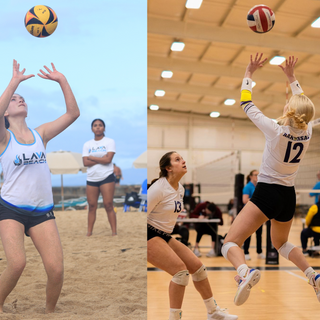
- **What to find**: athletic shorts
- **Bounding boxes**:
[0,203,55,237]
[147,224,172,242]
[87,173,116,187]
[250,182,296,222]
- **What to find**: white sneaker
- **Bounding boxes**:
[257,253,265,259]
[244,254,251,261]
[309,272,320,302]
[206,249,216,257]
[207,306,238,320]
[234,268,261,306]
[194,248,202,257]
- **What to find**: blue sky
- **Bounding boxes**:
[0,0,147,186]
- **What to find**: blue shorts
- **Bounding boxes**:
[87,173,116,187]
[0,203,55,237]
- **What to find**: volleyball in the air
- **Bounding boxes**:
[247,4,275,33]
[25,5,58,38]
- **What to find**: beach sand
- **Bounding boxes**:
[0,208,147,320]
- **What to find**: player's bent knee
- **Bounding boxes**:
[171,270,190,286]
[192,264,207,282]
[221,242,239,260]
[278,241,295,260]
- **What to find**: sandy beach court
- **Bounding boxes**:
[0,207,147,320]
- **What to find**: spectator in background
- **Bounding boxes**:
[190,202,223,257]
[309,170,320,204]
[171,223,190,247]
[113,163,123,186]
[242,170,265,261]
[301,201,320,255]
[227,198,235,224]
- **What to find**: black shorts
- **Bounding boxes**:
[0,204,55,237]
[250,182,296,222]
[87,173,116,187]
[147,224,172,242]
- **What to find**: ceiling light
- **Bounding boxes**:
[252,81,256,88]
[311,17,320,28]
[171,41,185,52]
[154,90,165,97]
[149,105,159,111]
[210,112,220,118]
[224,99,236,106]
[161,70,173,78]
[185,0,203,9]
[269,56,286,65]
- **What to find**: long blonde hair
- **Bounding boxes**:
[277,94,315,130]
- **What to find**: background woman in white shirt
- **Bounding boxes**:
[148,151,238,320]
[82,119,117,236]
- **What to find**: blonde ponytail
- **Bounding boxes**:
[277,94,315,130]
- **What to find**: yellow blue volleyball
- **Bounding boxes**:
[25,5,58,38]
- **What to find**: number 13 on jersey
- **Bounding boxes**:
[174,201,182,213]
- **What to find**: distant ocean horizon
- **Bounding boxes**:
[50,168,147,187]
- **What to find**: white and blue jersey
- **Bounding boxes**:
[147,177,185,234]
[0,129,54,216]
[82,137,116,182]
[241,79,312,187]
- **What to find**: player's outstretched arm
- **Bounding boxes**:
[36,63,80,146]
[0,60,34,143]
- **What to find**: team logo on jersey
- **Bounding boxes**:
[13,152,46,166]
[90,146,106,154]
[13,155,22,166]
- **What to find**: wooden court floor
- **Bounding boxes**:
[148,215,320,320]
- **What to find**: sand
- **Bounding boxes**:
[0,208,147,320]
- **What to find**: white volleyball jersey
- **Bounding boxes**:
[82,137,116,182]
[147,177,185,234]
[242,101,312,186]
[0,129,54,216]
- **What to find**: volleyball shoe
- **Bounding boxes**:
[309,272,320,302]
[207,306,238,320]
[234,268,261,306]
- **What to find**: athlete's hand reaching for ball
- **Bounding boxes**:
[38,63,66,83]
[244,53,268,79]
[12,59,35,83]
[278,56,298,83]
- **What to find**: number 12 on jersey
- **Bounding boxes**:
[283,141,303,163]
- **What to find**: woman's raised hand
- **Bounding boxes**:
[12,59,35,82]
[244,53,268,78]
[278,56,298,82]
[38,63,66,83]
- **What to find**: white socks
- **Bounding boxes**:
[169,308,182,320]
[237,264,249,278]
[203,296,217,314]
[304,267,316,282]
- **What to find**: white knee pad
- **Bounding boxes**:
[172,270,189,286]
[278,242,296,260]
[192,264,207,282]
[221,242,239,260]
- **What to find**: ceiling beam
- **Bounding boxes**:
[148,80,287,104]
[147,97,282,120]
[148,17,320,55]
[148,55,320,89]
